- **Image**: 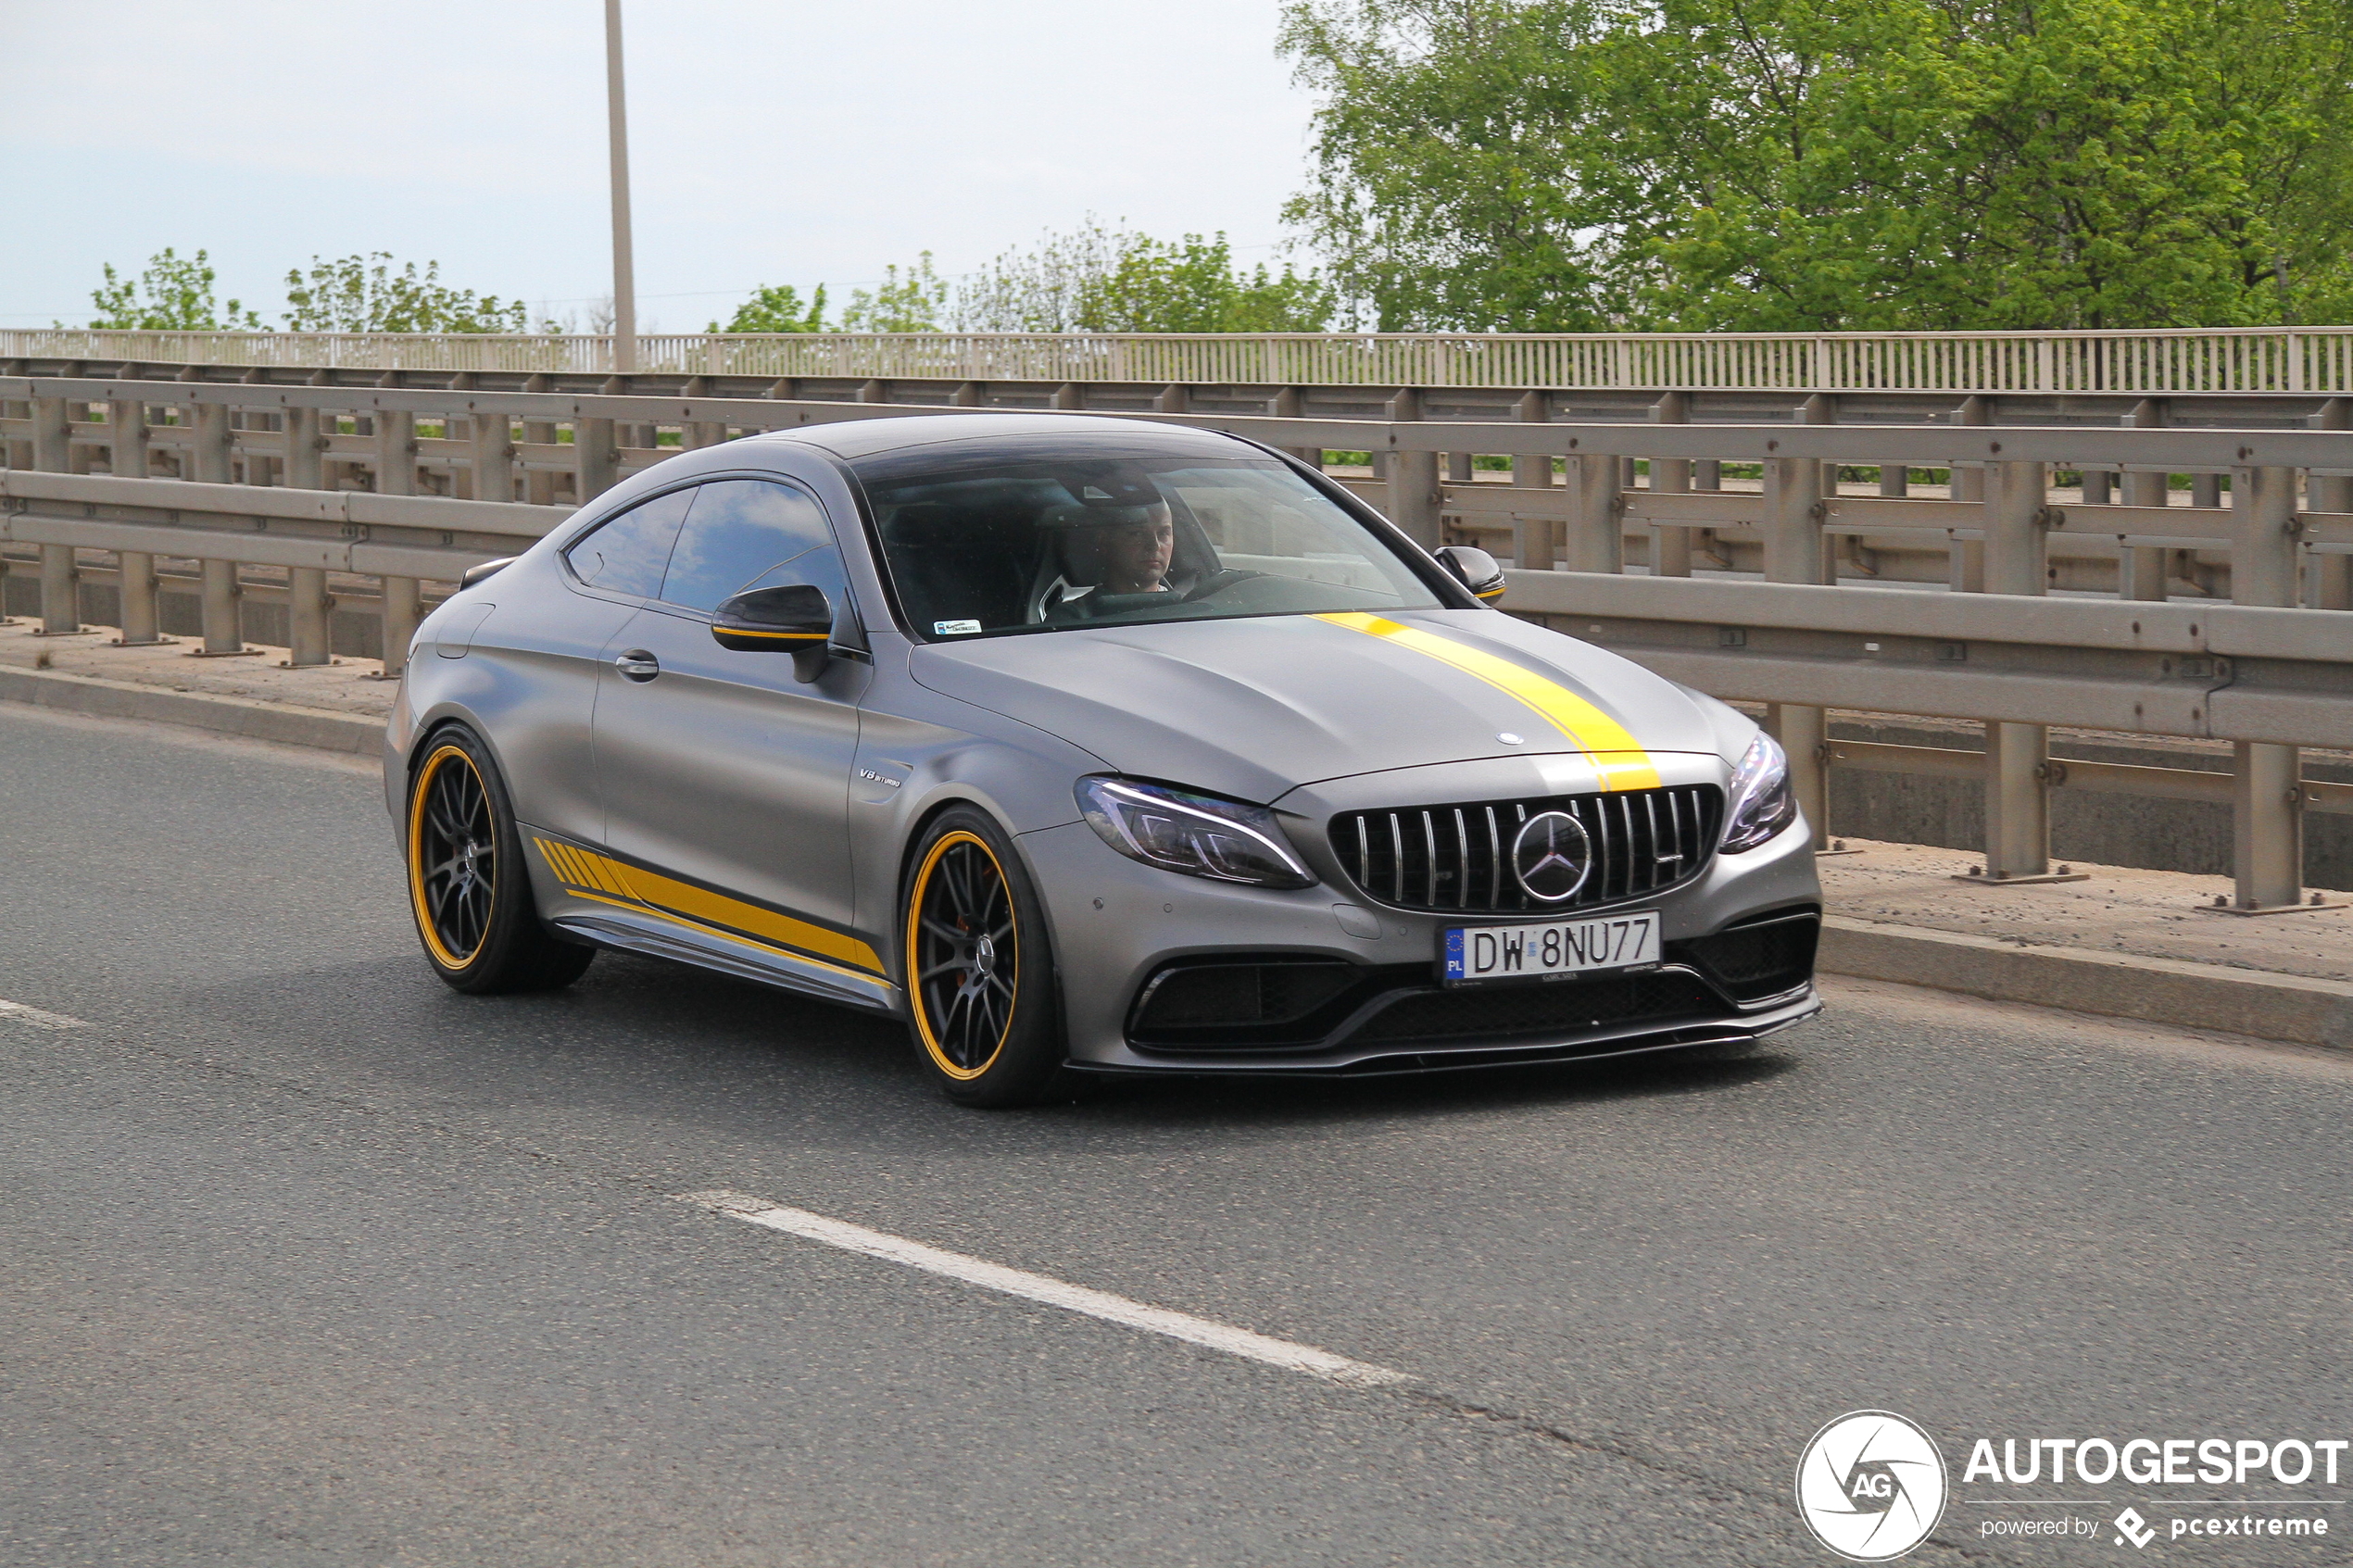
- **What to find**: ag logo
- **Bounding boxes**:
[1794,1411,1948,1561]
[1510,810,1592,902]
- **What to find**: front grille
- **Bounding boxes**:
[1352,972,1720,1046]
[1329,784,1722,914]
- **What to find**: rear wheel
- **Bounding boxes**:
[405,725,595,995]
[901,808,1065,1107]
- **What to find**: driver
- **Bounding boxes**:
[1030,470,1194,621]
[1066,503,1174,595]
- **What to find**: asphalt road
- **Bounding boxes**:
[4,701,2350,1568]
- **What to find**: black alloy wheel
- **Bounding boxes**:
[412,745,497,966]
[403,724,595,995]
[900,808,1065,1106]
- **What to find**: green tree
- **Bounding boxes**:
[1081,232,1338,331]
[1281,0,2353,331]
[708,283,828,332]
[840,255,952,332]
[950,220,1339,332]
[281,253,530,332]
[79,247,263,330]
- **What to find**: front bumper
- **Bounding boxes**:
[1018,807,1823,1076]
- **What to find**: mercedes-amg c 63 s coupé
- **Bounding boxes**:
[388,413,1821,1105]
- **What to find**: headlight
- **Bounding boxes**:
[1076,777,1316,889]
[1720,731,1797,853]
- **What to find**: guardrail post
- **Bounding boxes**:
[38,544,81,634]
[1980,459,2058,880]
[190,401,232,483]
[115,551,162,645]
[1948,395,1988,590]
[2234,742,2303,912]
[1511,392,1552,490]
[196,560,245,655]
[471,410,514,502]
[1649,392,1692,577]
[1879,461,1907,498]
[523,417,559,504]
[2119,398,2172,600]
[1385,388,1441,548]
[107,398,148,478]
[283,406,322,489]
[2312,399,2353,609]
[287,566,332,667]
[1562,450,1622,572]
[1764,400,1831,847]
[1762,455,1822,581]
[2230,463,2304,909]
[2120,546,2169,601]
[380,575,422,677]
[32,396,69,471]
[375,409,416,495]
[574,417,618,501]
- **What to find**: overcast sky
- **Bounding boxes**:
[1,1,1319,330]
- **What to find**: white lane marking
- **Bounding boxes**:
[0,998,88,1030]
[675,1190,1408,1389]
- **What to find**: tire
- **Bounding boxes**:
[900,806,1065,1107]
[404,724,596,995]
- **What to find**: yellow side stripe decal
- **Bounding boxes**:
[532,836,885,975]
[1313,613,1662,792]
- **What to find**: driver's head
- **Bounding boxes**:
[1046,471,1176,594]
[1076,504,1174,593]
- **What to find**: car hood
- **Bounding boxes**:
[907,609,1729,804]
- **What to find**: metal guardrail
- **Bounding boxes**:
[3,369,2349,910]
[17,326,2353,394]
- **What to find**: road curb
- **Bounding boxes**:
[0,663,383,756]
[1819,914,2353,1051]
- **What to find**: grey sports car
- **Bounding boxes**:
[386,413,1820,1105]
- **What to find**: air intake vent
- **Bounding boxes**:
[1329,784,1722,914]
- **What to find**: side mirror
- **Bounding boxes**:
[1436,545,1507,604]
[714,583,834,682]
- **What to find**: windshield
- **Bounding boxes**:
[854,442,1447,641]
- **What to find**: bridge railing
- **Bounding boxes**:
[4,369,2349,910]
[13,326,2353,393]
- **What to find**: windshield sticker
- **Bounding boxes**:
[933,620,984,635]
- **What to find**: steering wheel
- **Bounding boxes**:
[1178,568,1267,605]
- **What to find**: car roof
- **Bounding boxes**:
[762,411,1252,463]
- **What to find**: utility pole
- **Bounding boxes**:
[604,0,637,373]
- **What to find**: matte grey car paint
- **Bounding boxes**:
[388,413,1821,1074]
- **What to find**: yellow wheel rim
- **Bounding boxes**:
[905,830,1019,1080]
[408,744,497,969]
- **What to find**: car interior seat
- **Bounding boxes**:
[880,502,1034,632]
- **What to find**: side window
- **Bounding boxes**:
[657,479,849,615]
[563,486,695,597]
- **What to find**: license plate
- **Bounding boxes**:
[1442,911,1661,986]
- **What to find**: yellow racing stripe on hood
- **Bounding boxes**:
[1314,613,1662,791]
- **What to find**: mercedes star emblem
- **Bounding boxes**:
[1510,810,1592,903]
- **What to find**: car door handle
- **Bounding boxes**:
[614,649,661,682]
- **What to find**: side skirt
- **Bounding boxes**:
[519,827,901,1016]
[552,909,901,1015]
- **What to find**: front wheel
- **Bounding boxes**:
[900,808,1065,1107]
[405,725,595,995]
